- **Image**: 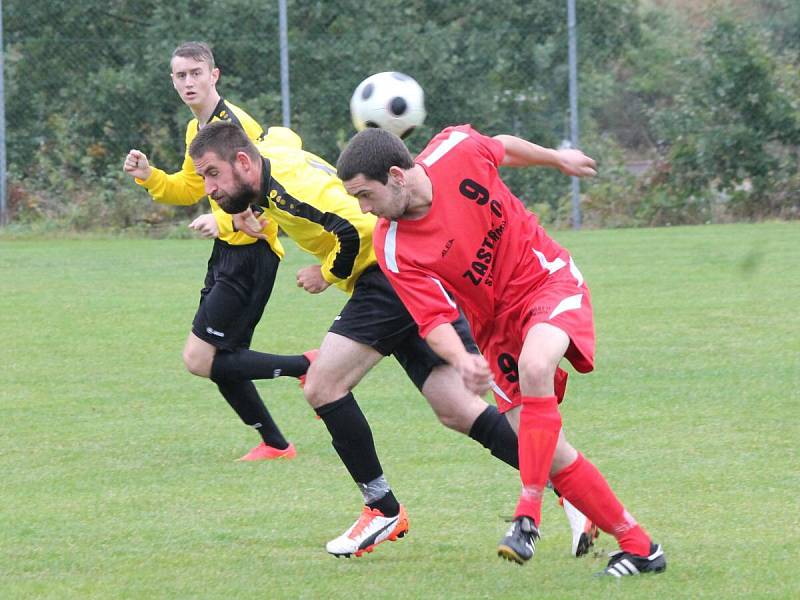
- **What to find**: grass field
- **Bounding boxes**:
[1,222,798,599]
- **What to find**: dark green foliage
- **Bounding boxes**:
[650,17,800,220]
[2,0,798,230]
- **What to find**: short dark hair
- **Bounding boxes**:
[336,128,414,184]
[188,121,260,164]
[172,41,215,70]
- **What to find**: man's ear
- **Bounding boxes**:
[236,151,253,171]
[388,165,405,186]
[210,67,221,86]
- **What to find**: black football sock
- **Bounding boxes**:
[315,392,391,498]
[215,378,289,449]
[211,349,310,381]
[468,405,519,469]
[468,407,565,497]
[367,489,400,518]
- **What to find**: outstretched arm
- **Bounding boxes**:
[493,134,597,177]
[123,146,206,206]
[188,213,220,238]
[426,323,492,396]
[123,149,153,181]
[296,264,331,294]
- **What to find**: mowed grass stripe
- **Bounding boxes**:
[1,222,798,599]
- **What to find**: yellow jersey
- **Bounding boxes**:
[136,98,284,258]
[253,138,378,294]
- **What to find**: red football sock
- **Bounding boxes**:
[514,395,561,525]
[553,367,569,404]
[550,452,651,555]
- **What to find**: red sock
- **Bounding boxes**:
[553,367,569,404]
[550,453,651,555]
[514,395,561,525]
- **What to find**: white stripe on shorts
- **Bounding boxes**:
[549,293,583,319]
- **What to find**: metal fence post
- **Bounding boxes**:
[567,0,581,229]
[0,0,7,225]
[279,0,290,128]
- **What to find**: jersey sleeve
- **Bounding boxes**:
[418,124,505,171]
[450,124,504,168]
[317,207,363,286]
[373,226,460,338]
[299,181,366,286]
[468,127,505,167]
[135,124,206,206]
[262,126,303,150]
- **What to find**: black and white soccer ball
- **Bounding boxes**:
[350,71,426,139]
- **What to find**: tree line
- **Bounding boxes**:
[4,0,798,232]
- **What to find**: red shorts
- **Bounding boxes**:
[477,270,596,413]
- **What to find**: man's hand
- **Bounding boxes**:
[123,149,153,180]
[453,353,494,396]
[232,207,269,240]
[296,264,331,294]
[556,149,597,178]
[188,213,220,239]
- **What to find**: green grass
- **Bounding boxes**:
[1,222,798,599]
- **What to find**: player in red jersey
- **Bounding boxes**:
[337,125,666,576]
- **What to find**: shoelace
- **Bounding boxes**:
[501,516,542,538]
[348,507,385,539]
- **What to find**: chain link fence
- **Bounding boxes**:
[3,1,798,230]
[4,1,625,231]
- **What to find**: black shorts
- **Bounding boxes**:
[329,265,478,390]
[192,239,279,352]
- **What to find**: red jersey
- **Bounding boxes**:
[373,125,579,342]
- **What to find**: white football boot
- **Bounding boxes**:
[326,505,408,558]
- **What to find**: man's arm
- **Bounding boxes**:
[493,134,597,177]
[426,323,492,396]
[295,264,331,294]
[123,149,153,181]
[187,213,220,238]
[123,148,207,206]
[374,239,490,393]
[232,207,270,239]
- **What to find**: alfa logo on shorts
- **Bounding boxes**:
[206,327,225,338]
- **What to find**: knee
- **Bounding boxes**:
[518,357,557,395]
[182,346,211,378]
[434,409,470,433]
[425,392,485,435]
[301,378,322,407]
[422,366,484,434]
[302,369,342,409]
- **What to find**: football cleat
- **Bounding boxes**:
[326,504,408,558]
[497,516,540,565]
[561,497,599,557]
[236,441,296,462]
[600,543,667,577]
[298,349,319,388]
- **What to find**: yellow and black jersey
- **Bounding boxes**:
[136,98,284,257]
[254,139,378,294]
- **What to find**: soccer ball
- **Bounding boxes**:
[350,71,426,139]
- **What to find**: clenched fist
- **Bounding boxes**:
[123,149,153,180]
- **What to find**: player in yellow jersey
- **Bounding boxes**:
[187,121,597,559]
[123,42,313,462]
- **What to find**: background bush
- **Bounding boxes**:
[3,0,798,231]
